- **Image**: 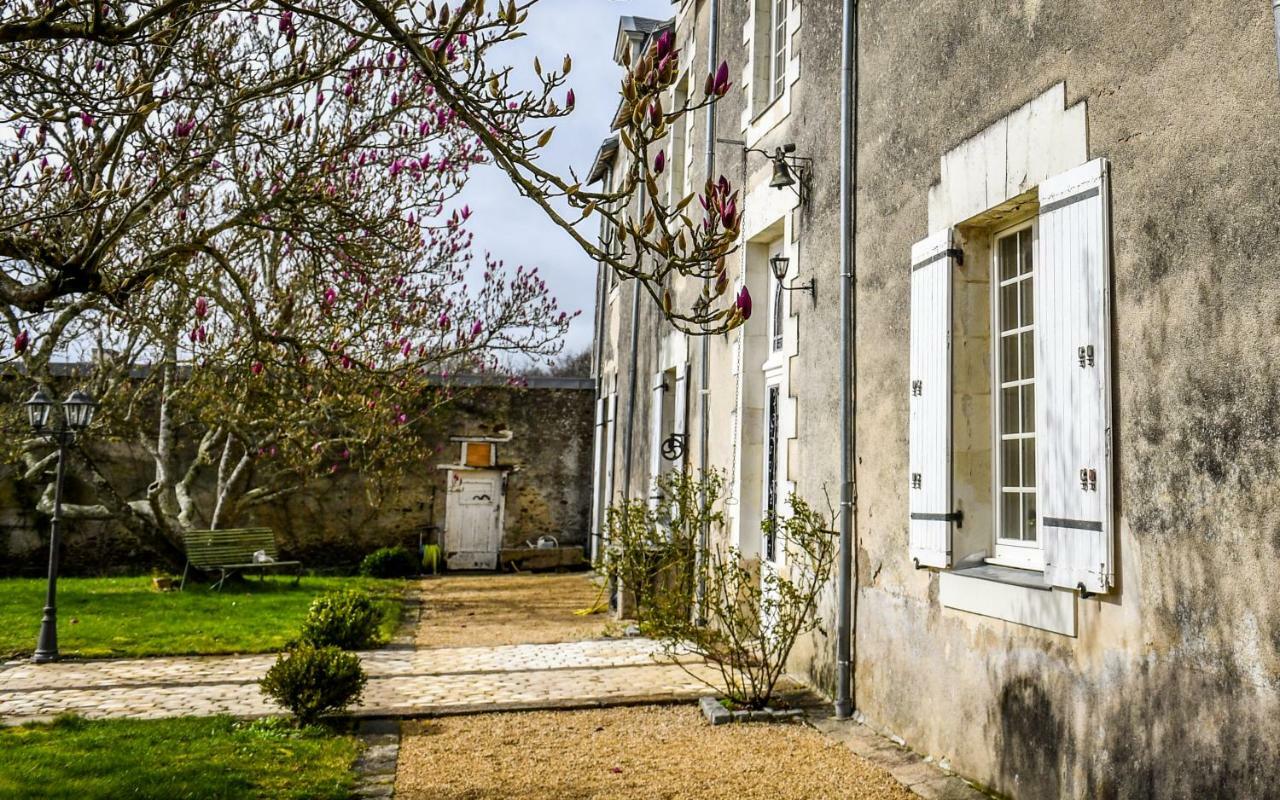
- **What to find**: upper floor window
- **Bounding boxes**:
[771,0,788,102]
[752,0,788,114]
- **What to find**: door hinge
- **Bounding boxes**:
[911,379,923,396]
[910,473,922,489]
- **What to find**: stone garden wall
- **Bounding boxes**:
[0,377,594,575]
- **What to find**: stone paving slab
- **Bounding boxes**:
[0,638,718,724]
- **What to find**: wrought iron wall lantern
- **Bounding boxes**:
[769,254,816,305]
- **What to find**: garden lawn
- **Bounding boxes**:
[0,576,405,659]
[0,714,360,800]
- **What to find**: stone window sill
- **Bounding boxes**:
[939,564,1075,636]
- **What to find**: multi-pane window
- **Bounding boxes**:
[670,80,688,202]
[994,224,1038,565]
[764,384,780,561]
[771,277,784,352]
[771,0,788,101]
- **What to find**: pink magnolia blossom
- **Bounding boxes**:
[194,297,208,319]
[14,330,29,354]
[736,285,753,319]
[251,361,264,376]
[654,150,666,174]
[566,89,575,109]
[470,321,483,338]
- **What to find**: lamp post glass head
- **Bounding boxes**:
[25,389,53,431]
[769,254,791,282]
[62,390,97,431]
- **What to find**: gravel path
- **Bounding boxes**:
[416,572,609,649]
[395,705,916,800]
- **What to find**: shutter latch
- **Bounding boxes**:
[910,473,922,489]
[1079,468,1097,491]
[911,379,922,396]
[1077,345,1095,367]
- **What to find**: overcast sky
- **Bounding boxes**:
[454,0,674,365]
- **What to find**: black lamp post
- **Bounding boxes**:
[27,388,97,664]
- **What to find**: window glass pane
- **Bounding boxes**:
[1001,335,1019,382]
[999,235,1018,282]
[1020,331,1034,378]
[1001,493,1022,541]
[1019,228,1034,275]
[1021,384,1036,432]
[1000,283,1018,331]
[1022,439,1036,488]
[1002,386,1020,433]
[1020,279,1034,325]
[1001,439,1020,488]
[1024,493,1037,543]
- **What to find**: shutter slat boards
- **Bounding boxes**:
[1036,158,1114,594]
[908,229,958,569]
[649,373,666,508]
[673,363,690,467]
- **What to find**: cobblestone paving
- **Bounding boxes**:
[0,638,718,723]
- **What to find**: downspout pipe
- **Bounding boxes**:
[696,0,720,621]
[834,0,858,721]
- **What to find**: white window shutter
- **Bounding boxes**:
[1035,158,1114,595]
[604,394,617,511]
[649,373,665,508]
[908,229,957,569]
[673,363,690,468]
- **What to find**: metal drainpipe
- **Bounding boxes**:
[1273,1,1280,85]
[696,0,720,622]
[834,0,858,721]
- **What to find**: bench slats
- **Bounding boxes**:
[183,528,284,568]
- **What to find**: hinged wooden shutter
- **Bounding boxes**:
[649,373,665,508]
[1035,158,1114,594]
[673,363,690,469]
[908,229,957,569]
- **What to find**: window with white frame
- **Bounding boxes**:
[993,223,1039,570]
[771,0,788,102]
[764,383,780,562]
[669,78,688,203]
[752,0,788,114]
[771,276,785,353]
[908,158,1117,598]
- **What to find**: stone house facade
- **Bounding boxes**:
[590,2,1280,797]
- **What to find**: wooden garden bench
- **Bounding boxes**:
[180,527,303,591]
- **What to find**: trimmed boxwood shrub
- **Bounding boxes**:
[299,589,381,650]
[259,644,367,726]
[358,546,421,578]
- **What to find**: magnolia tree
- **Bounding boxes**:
[0,0,751,334]
[0,1,570,564]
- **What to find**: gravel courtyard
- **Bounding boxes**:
[416,571,610,648]
[395,705,917,800]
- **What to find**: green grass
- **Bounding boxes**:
[0,714,361,800]
[0,575,406,659]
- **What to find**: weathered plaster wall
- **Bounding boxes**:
[1,383,594,575]
[845,2,1280,797]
